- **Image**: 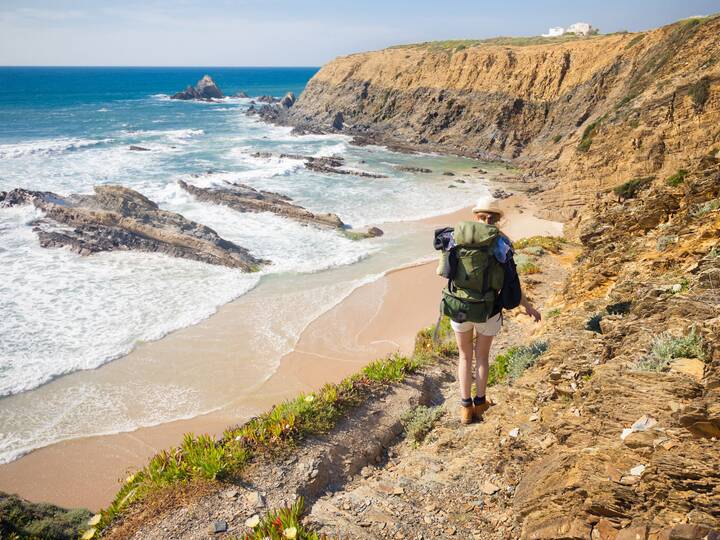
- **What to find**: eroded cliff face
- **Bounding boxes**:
[287,17,720,226]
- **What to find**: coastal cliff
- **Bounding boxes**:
[286,16,720,225]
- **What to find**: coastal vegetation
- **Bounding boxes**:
[635,328,706,372]
[401,405,445,445]
[487,341,548,384]
[577,116,603,152]
[613,176,654,200]
[514,235,565,254]
[0,493,91,540]
[666,168,688,186]
[233,498,322,540]
[391,33,600,52]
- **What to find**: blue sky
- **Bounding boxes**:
[1,0,718,66]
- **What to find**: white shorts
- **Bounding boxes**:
[450,313,502,336]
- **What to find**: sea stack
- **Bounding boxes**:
[171,75,224,101]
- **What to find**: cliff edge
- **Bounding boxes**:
[286,17,720,227]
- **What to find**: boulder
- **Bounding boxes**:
[235,90,250,98]
[256,95,279,104]
[171,75,224,101]
[280,92,296,108]
[332,112,344,130]
[1,186,263,270]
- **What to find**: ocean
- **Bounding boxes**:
[0,67,491,463]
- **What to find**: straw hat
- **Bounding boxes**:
[472,195,504,218]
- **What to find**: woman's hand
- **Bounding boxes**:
[524,305,541,322]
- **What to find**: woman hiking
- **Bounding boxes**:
[435,196,541,425]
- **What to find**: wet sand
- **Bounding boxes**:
[0,195,562,510]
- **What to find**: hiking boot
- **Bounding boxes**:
[473,398,493,420]
[460,405,474,425]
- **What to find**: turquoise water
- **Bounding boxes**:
[0,67,490,462]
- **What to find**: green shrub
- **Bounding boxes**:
[402,405,444,444]
[613,176,654,200]
[414,316,457,358]
[0,492,91,540]
[636,327,706,372]
[522,245,545,256]
[692,198,720,217]
[514,236,565,254]
[553,134,562,143]
[491,341,548,384]
[488,352,508,385]
[586,314,603,333]
[578,118,602,152]
[666,169,688,187]
[546,308,562,318]
[362,354,422,383]
[514,254,540,274]
[689,77,711,109]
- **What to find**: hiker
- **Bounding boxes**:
[434,196,541,425]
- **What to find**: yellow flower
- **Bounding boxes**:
[283,526,298,539]
[304,394,315,402]
[245,514,260,528]
[88,514,101,526]
[81,529,96,540]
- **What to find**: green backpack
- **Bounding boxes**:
[440,221,505,324]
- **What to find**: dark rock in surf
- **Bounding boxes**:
[235,91,250,98]
[178,179,345,230]
[171,75,224,101]
[396,165,432,173]
[0,185,264,270]
[280,92,296,108]
[129,145,151,151]
[256,152,387,178]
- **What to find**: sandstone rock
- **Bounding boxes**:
[1,186,264,270]
[616,525,647,540]
[171,75,224,101]
[669,358,704,380]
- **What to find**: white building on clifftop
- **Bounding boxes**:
[542,22,597,37]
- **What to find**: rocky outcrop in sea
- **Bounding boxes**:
[171,75,224,101]
[178,179,345,230]
[0,185,264,270]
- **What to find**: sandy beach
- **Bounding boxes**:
[0,194,562,511]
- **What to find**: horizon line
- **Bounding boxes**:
[0,65,322,69]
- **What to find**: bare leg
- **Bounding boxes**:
[474,334,494,399]
[454,329,475,400]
